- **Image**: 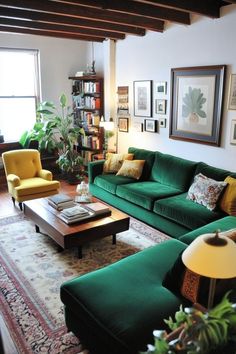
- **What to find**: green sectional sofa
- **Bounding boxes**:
[88,147,236,238]
[60,147,236,354]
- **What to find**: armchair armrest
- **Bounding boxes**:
[7,174,20,187]
[38,169,53,181]
[88,160,105,183]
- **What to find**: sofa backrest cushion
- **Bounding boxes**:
[195,162,236,181]
[150,152,197,191]
[128,147,155,180]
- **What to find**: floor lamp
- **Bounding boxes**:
[182,230,236,309]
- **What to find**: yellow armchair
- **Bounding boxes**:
[2,149,60,209]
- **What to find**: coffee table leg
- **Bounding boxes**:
[112,234,116,245]
[35,225,40,233]
[78,246,83,259]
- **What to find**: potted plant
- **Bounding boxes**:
[19,94,85,184]
[141,293,236,354]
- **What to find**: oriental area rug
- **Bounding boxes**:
[0,214,170,354]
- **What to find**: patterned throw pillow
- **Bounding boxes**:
[103,153,134,173]
[219,176,236,215]
[116,160,145,180]
[187,173,227,211]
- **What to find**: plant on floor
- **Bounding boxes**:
[20,94,85,183]
[141,292,236,354]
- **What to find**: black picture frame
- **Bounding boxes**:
[144,119,157,133]
[134,80,152,117]
[118,117,129,132]
[170,65,226,146]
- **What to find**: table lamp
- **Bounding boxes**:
[99,117,115,154]
[182,230,236,309]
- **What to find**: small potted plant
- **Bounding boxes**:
[20,94,85,184]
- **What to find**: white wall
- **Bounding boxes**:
[116,4,236,172]
[0,32,103,104]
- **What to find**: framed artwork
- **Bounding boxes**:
[156,81,167,94]
[228,74,236,110]
[230,119,236,144]
[144,119,157,132]
[134,80,152,117]
[155,99,167,114]
[159,118,166,128]
[118,117,129,132]
[117,86,129,115]
[170,65,226,146]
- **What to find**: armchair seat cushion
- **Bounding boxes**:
[153,193,224,230]
[116,181,181,211]
[14,178,60,197]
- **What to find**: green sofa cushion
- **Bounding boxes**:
[150,152,197,191]
[60,239,187,353]
[116,181,182,211]
[94,174,135,194]
[195,162,236,181]
[153,193,225,230]
[128,147,155,180]
[179,216,236,244]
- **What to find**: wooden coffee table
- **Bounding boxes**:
[23,196,130,258]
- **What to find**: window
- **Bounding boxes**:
[0,48,41,142]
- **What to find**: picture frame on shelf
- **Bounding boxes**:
[155,99,167,114]
[134,80,152,117]
[230,119,236,144]
[118,117,129,132]
[159,118,167,128]
[170,65,226,146]
[144,119,157,133]
[228,74,236,110]
[156,81,167,94]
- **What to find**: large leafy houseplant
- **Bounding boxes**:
[20,94,85,182]
[141,293,236,354]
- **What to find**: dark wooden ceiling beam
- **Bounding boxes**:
[0,25,104,41]
[134,0,221,18]
[56,0,190,24]
[223,0,236,3]
[0,7,146,36]
[0,0,164,32]
[0,17,125,39]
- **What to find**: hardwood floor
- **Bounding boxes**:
[0,179,80,354]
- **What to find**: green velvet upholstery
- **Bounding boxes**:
[153,192,225,230]
[116,181,182,211]
[179,216,236,244]
[61,239,188,354]
[89,183,190,237]
[195,162,236,181]
[94,174,136,194]
[88,160,104,183]
[150,152,197,191]
[128,147,155,180]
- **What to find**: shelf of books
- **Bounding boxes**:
[69,75,104,170]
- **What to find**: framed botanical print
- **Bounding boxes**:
[134,80,152,117]
[118,117,129,132]
[170,65,226,146]
[230,119,236,144]
[228,74,236,110]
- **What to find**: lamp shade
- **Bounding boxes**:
[182,233,236,279]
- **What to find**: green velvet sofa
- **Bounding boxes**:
[60,147,236,354]
[88,147,236,238]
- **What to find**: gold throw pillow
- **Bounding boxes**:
[116,160,145,180]
[103,153,134,173]
[219,176,236,215]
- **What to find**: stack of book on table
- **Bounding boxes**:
[48,194,74,211]
[58,205,94,224]
[58,202,111,224]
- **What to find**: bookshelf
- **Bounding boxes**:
[69,75,105,170]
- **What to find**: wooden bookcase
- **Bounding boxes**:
[68,75,105,171]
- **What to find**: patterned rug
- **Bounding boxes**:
[0,214,170,354]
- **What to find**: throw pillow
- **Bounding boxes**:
[163,250,236,307]
[186,173,227,211]
[116,160,145,180]
[219,176,236,215]
[103,153,134,173]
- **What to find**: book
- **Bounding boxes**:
[85,202,110,215]
[61,205,89,218]
[58,210,95,224]
[48,199,75,211]
[48,194,73,205]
